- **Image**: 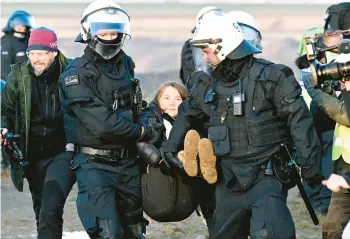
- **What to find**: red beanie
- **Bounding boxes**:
[27,27,58,52]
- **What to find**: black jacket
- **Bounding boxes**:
[163,57,323,189]
[1,33,29,79]
[60,47,142,149]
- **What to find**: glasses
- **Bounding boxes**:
[26,51,50,59]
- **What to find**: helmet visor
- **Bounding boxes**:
[90,22,129,38]
[226,40,262,60]
[191,44,213,74]
[84,8,131,38]
[240,25,262,50]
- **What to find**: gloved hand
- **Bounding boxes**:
[301,165,324,188]
[302,73,321,99]
[162,152,183,170]
[138,124,160,144]
[136,142,161,165]
[321,80,334,95]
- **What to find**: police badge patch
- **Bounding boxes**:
[64,75,79,86]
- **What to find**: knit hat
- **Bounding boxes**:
[27,27,58,52]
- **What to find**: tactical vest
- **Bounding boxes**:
[208,58,290,160]
[332,123,350,163]
[64,54,137,148]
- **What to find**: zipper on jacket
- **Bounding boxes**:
[52,94,56,118]
[45,83,49,117]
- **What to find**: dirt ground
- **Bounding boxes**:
[1,2,334,238]
[1,173,325,239]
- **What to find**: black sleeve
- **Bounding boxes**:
[1,38,14,80]
[269,65,321,168]
[60,67,142,140]
[136,105,164,144]
[344,172,350,186]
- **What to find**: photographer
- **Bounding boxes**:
[302,2,350,238]
[297,27,334,216]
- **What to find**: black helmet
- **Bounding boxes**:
[324,2,350,31]
[2,10,36,33]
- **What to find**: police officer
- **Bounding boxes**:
[163,14,323,239]
[1,10,36,79]
[59,1,155,238]
[180,6,224,88]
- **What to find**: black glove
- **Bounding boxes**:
[301,165,324,188]
[162,152,183,170]
[138,124,159,144]
[321,80,334,95]
[136,142,161,165]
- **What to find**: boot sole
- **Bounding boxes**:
[198,139,217,184]
[183,130,200,176]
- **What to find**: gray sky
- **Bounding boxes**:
[1,0,346,3]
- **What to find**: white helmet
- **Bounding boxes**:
[192,14,261,62]
[191,6,225,33]
[75,0,131,59]
[226,11,262,50]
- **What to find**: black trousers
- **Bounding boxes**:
[72,153,146,239]
[26,151,76,239]
[210,175,295,239]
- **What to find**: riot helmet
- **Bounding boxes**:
[191,14,261,71]
[226,11,262,50]
[191,6,225,33]
[76,0,131,59]
[2,10,36,35]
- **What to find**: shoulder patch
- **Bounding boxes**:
[64,75,79,86]
[281,67,294,78]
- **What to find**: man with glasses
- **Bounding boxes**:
[1,27,75,239]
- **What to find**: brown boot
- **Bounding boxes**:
[182,130,200,176]
[198,138,217,184]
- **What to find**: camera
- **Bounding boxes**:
[304,36,350,85]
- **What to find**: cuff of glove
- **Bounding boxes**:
[302,166,324,187]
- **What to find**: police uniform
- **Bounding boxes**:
[60,47,146,238]
[1,33,29,79]
[1,10,35,79]
[163,56,323,239]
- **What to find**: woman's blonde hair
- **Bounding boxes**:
[152,82,188,111]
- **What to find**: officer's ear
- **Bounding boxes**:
[52,51,58,58]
